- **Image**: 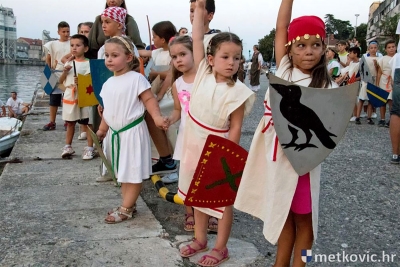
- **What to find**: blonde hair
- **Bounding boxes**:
[105,36,139,70]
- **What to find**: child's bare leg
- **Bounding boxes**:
[50,106,58,123]
[184,206,195,231]
[292,213,313,267]
[105,182,142,222]
[380,105,386,120]
[66,121,76,145]
[274,211,295,267]
[180,208,208,256]
[353,104,357,117]
[121,183,141,208]
[85,125,94,147]
[145,114,172,156]
[356,100,364,117]
[198,206,233,266]
[388,100,393,112]
[367,103,373,118]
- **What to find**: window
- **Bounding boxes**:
[390,0,396,9]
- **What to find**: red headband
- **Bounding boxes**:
[286,16,326,46]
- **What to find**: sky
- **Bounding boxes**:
[1,0,373,58]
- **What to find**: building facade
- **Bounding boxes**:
[0,6,17,60]
[16,41,28,58]
[366,0,400,43]
[17,37,42,60]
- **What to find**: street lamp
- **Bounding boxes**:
[355,14,360,37]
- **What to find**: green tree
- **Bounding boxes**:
[380,13,400,44]
[324,14,354,40]
[258,28,276,64]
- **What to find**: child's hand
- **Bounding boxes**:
[96,129,107,141]
[156,91,165,102]
[153,116,169,131]
[74,76,78,86]
[64,65,72,73]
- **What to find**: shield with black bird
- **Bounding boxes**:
[268,75,359,176]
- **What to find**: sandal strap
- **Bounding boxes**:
[192,238,207,249]
[108,211,124,222]
[212,247,229,257]
[185,213,194,219]
[200,254,220,263]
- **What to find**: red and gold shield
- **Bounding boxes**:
[184,135,248,208]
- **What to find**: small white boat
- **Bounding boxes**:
[0,117,23,157]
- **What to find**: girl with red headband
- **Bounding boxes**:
[235,0,335,266]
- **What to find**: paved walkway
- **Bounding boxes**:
[0,94,259,266]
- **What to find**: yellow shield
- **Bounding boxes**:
[77,74,99,107]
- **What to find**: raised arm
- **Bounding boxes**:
[192,0,206,68]
[275,0,294,67]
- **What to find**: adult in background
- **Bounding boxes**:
[178,27,188,36]
[87,0,144,59]
[250,45,263,92]
[6,92,30,118]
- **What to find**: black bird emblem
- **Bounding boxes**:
[270,83,337,151]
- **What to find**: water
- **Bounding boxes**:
[0,65,43,104]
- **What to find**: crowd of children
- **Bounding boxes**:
[39,0,400,265]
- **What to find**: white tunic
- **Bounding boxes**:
[178,59,255,219]
[234,55,326,245]
[378,55,393,100]
[100,71,152,183]
[62,60,90,122]
[173,76,193,160]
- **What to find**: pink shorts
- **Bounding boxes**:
[290,173,312,214]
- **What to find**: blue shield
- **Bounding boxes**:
[366,82,389,108]
[89,59,113,107]
[40,64,59,95]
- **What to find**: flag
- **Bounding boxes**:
[89,59,113,107]
[184,135,249,208]
[77,74,98,107]
[40,64,58,95]
[366,82,389,108]
[348,73,357,84]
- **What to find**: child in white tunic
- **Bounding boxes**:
[234,1,335,266]
[96,6,140,182]
[58,34,94,160]
[377,40,397,126]
[178,1,255,266]
[97,36,167,224]
[355,41,379,125]
[165,36,198,228]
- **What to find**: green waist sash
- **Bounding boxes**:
[110,114,144,174]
